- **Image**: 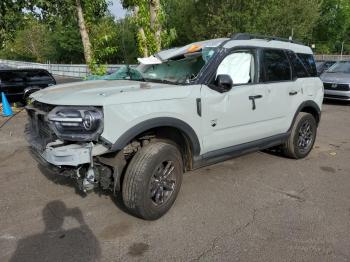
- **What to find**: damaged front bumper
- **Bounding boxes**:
[25,102,118,193]
[28,139,111,192]
[38,140,109,167]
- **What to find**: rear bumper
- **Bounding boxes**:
[324,90,350,101]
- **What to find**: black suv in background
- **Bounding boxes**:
[0,68,56,104]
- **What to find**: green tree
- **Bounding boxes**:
[0,17,55,63]
[312,0,350,54]
[164,0,320,45]
[0,0,27,47]
[27,0,109,68]
[121,0,175,57]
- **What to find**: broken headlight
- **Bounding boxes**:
[48,106,103,141]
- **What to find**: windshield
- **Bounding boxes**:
[85,65,144,81]
[327,61,350,73]
[138,47,217,84]
[85,47,217,84]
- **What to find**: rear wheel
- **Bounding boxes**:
[122,141,183,220]
[283,112,317,159]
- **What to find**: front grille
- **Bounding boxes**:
[324,94,350,100]
[32,101,55,112]
[323,83,350,91]
[25,102,56,152]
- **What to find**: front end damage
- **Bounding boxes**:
[25,101,121,193]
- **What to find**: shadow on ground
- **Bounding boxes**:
[10,200,101,262]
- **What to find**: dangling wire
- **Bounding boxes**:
[0,108,25,129]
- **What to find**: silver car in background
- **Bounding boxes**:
[320,61,350,101]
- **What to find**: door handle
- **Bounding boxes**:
[196,98,202,117]
[248,95,263,110]
[289,91,298,96]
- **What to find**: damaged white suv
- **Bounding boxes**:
[26,34,323,220]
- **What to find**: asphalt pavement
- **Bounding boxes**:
[0,76,349,261]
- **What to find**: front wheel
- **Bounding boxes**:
[283,112,317,159]
[122,141,183,220]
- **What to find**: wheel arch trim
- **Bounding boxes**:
[110,117,201,156]
[289,100,321,131]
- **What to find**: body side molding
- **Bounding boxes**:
[193,133,289,169]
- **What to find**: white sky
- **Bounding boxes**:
[108,0,128,19]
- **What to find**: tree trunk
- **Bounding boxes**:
[75,0,93,64]
[149,0,161,51]
[134,5,149,57]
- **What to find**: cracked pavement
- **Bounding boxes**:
[0,78,349,261]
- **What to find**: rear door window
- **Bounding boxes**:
[261,49,292,82]
[0,71,25,83]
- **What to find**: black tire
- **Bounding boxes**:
[122,141,183,220]
[283,112,317,159]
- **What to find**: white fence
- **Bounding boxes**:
[1,55,350,77]
[314,54,350,61]
[0,59,123,78]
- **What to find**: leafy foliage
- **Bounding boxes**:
[165,0,320,44]
[121,0,176,56]
[0,0,27,47]
[312,0,350,54]
[1,0,350,65]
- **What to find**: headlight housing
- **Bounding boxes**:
[48,106,103,141]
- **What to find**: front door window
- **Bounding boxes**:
[216,52,254,85]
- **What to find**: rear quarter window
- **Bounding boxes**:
[297,54,317,77]
[26,70,55,83]
[287,51,309,78]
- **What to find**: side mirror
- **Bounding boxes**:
[216,74,233,92]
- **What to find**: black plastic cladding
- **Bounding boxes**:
[110,117,201,156]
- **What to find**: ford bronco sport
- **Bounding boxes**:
[25,33,323,220]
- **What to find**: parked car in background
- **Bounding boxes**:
[316,60,336,75]
[0,68,56,104]
[320,61,350,101]
[0,64,13,70]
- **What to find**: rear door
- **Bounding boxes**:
[252,49,295,134]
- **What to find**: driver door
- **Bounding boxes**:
[200,49,266,154]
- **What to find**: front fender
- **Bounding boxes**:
[109,117,201,156]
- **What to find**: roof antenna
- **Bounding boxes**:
[289,28,294,41]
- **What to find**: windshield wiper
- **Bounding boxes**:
[143,78,180,85]
[125,65,147,82]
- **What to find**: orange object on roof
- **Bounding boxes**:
[187,44,202,53]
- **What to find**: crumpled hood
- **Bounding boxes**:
[31,80,191,106]
[320,73,350,84]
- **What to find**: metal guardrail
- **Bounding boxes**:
[0,59,124,78]
[1,55,349,77]
[314,55,350,61]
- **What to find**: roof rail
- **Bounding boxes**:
[231,33,304,45]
